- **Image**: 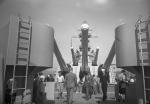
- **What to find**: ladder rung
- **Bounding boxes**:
[21,21,30,24]
[15,76,27,78]
[18,47,28,50]
[138,60,150,63]
[145,89,150,90]
[19,36,29,40]
[20,31,30,34]
[13,88,25,90]
[138,41,150,44]
[16,64,28,66]
[141,30,148,33]
[138,48,149,52]
[20,25,30,30]
[138,29,148,33]
[145,77,150,79]
[137,38,149,42]
[139,63,150,66]
[19,41,29,45]
[139,52,150,55]
[17,57,27,62]
[17,53,28,56]
[136,20,147,24]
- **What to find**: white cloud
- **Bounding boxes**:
[95,0,108,5]
[15,0,45,5]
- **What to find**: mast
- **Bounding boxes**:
[80,21,90,72]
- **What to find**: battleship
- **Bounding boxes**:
[0,15,150,104]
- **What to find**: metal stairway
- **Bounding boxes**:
[11,16,32,104]
[135,17,150,104]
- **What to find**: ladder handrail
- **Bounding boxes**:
[138,26,147,104]
[11,17,22,103]
[11,16,32,104]
[135,16,150,104]
[24,18,32,99]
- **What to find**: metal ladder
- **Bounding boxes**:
[11,16,32,104]
[135,17,150,104]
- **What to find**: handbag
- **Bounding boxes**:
[82,84,86,93]
[73,87,77,92]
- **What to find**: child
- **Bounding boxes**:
[78,80,83,93]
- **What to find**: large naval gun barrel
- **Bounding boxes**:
[80,21,90,72]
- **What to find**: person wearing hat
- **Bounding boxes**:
[37,72,46,104]
[64,64,77,104]
[98,65,110,101]
[32,73,39,104]
[56,71,64,99]
[84,71,94,100]
[5,78,17,104]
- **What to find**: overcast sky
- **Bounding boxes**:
[0,0,150,67]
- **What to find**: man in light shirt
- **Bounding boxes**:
[56,71,64,99]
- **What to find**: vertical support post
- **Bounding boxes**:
[0,54,4,104]
[135,67,145,104]
[139,32,146,104]
[135,18,148,103]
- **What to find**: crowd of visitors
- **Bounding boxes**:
[6,64,132,104]
[30,64,110,104]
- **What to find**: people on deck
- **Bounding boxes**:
[35,72,46,104]
[84,72,94,100]
[56,71,64,99]
[64,64,77,104]
[115,70,128,102]
[32,73,40,104]
[95,75,102,94]
[93,75,99,95]
[98,65,110,101]
[5,78,17,104]
[77,80,84,93]
[46,74,55,82]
